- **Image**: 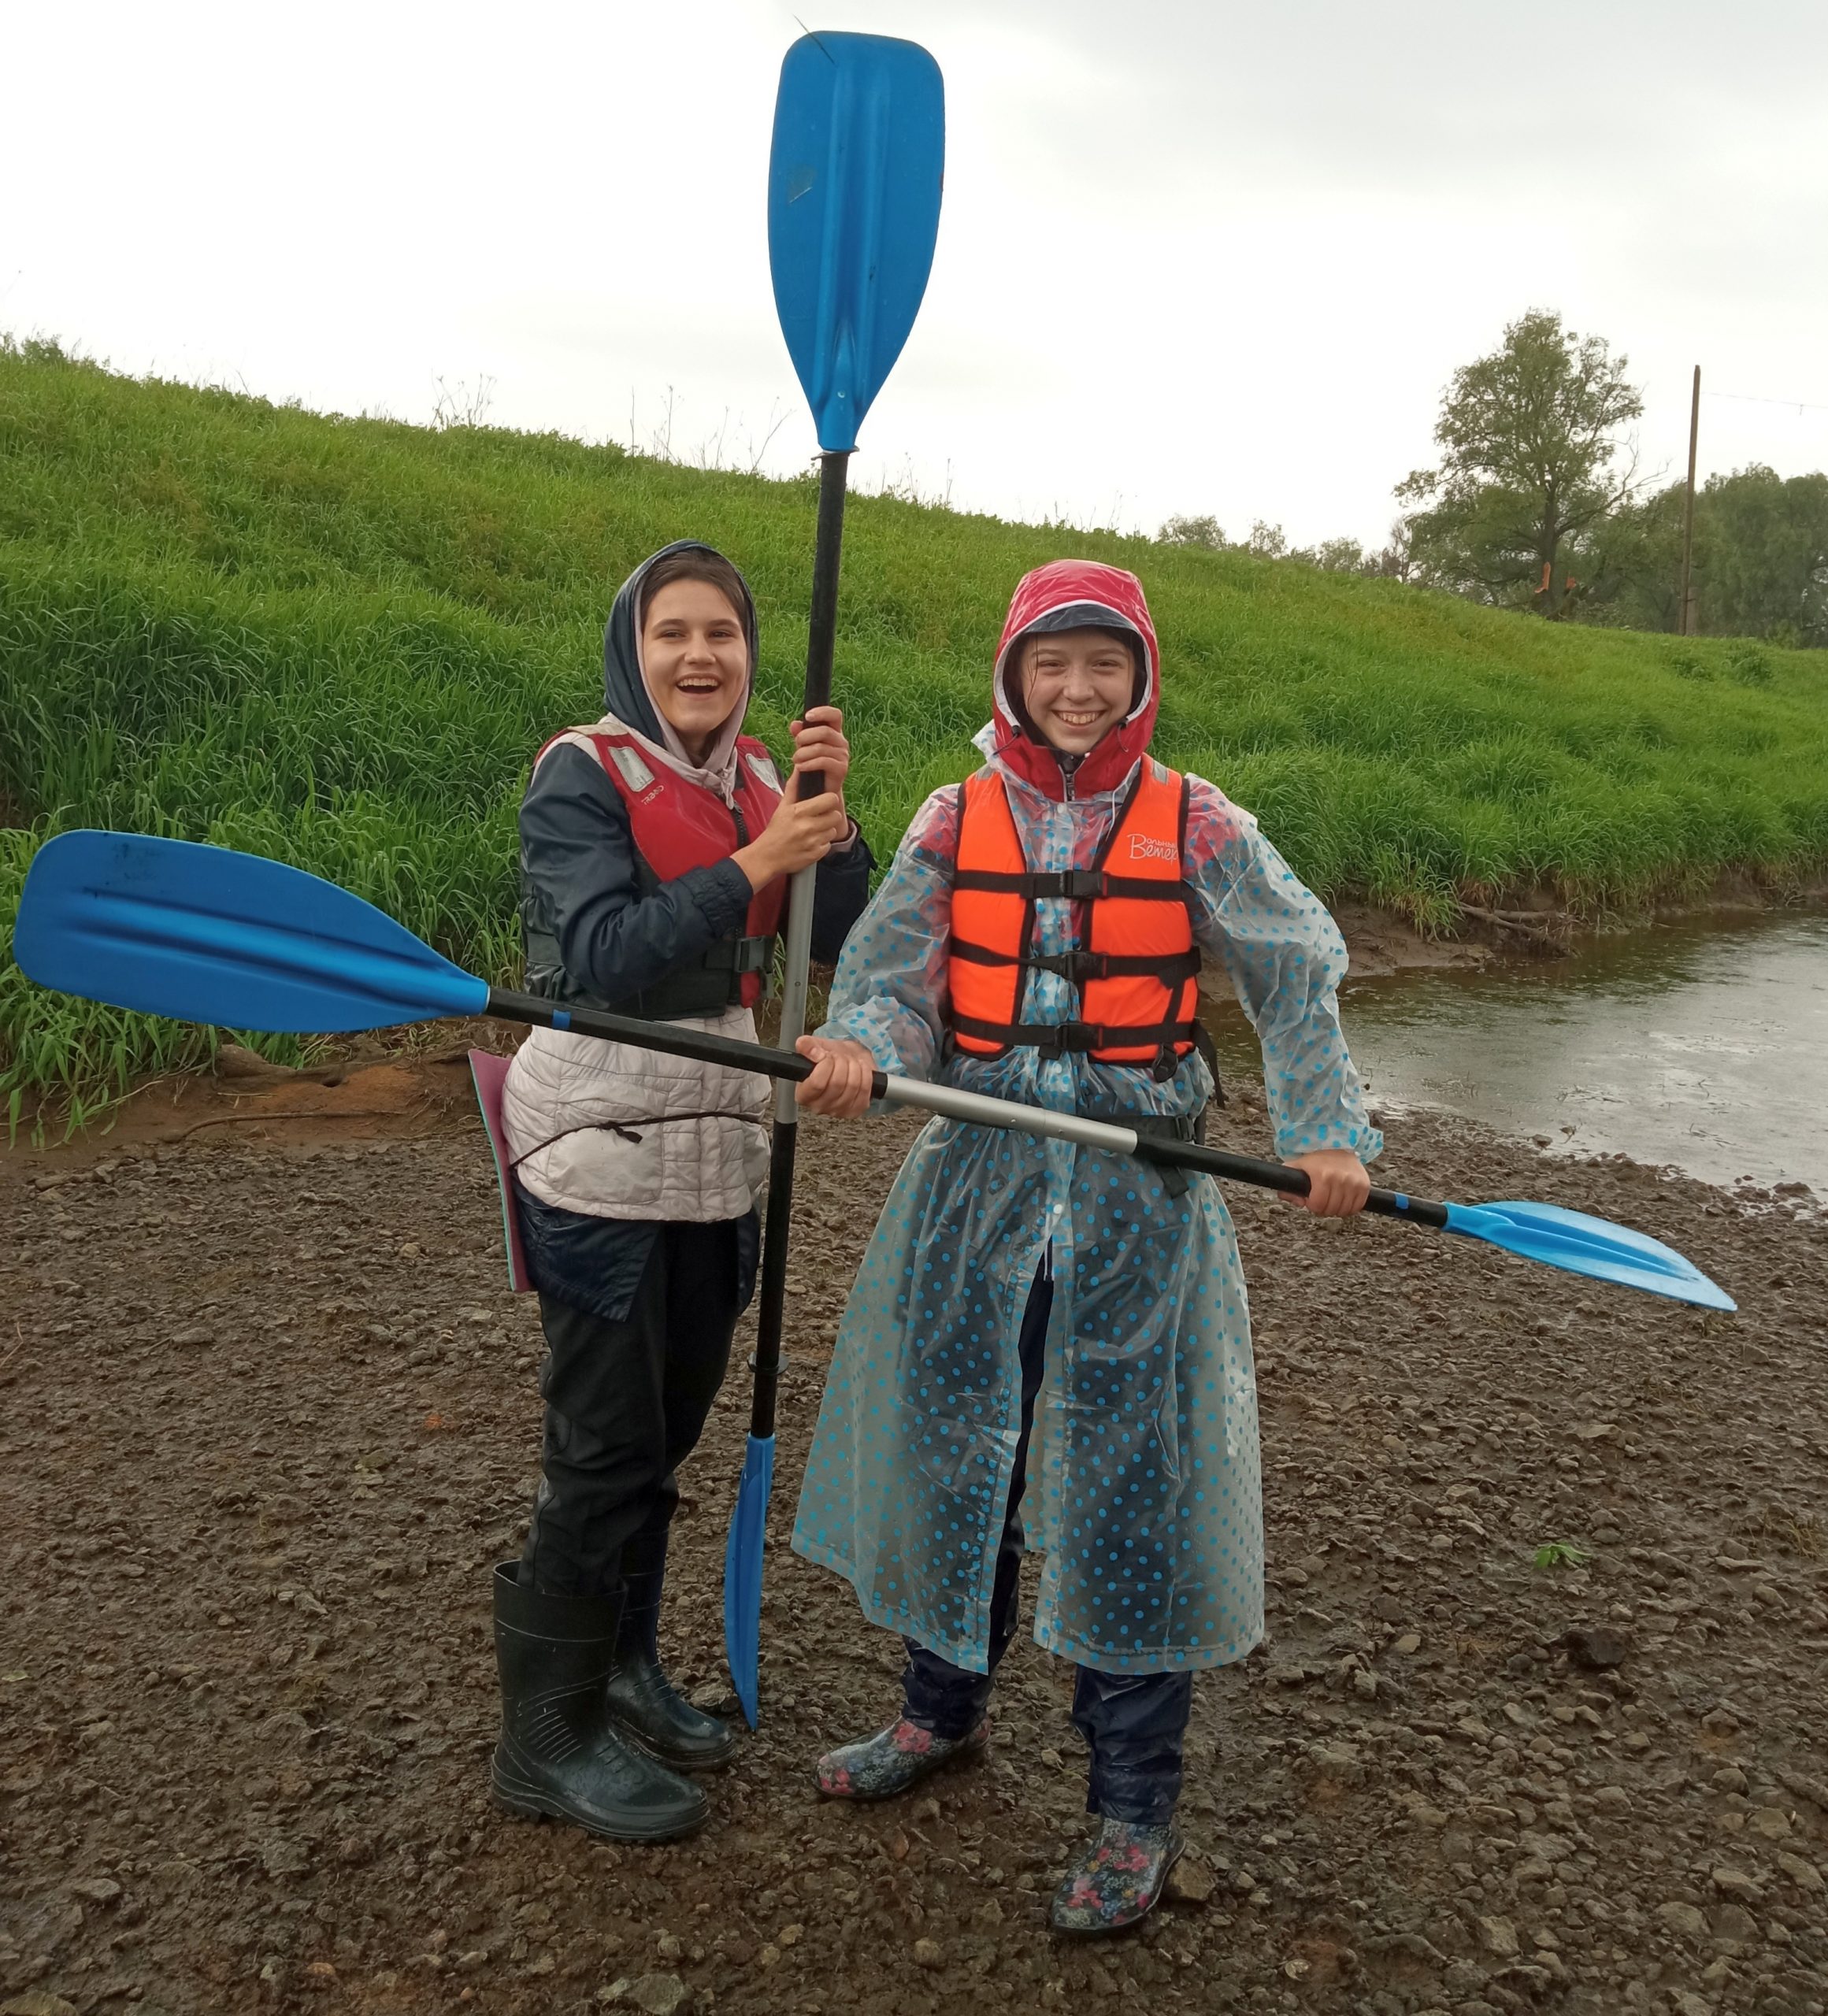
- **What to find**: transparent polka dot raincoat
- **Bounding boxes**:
[792,561,1381,1676]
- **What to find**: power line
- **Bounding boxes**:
[1703,389,1828,416]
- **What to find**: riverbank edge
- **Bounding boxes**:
[1323,865,1828,980]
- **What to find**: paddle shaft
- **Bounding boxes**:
[752,448,853,1440]
[481,984,1450,1229]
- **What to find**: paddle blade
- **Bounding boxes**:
[14,831,488,1033]
[722,1432,775,1730]
[1444,1199,1736,1311]
[769,32,944,452]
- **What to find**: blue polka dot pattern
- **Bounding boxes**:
[790,754,1381,1676]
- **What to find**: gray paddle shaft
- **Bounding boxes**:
[882,1074,1140,1150]
[487,987,1445,1228]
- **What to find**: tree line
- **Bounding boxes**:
[1162,310,1828,649]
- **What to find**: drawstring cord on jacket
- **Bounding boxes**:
[508,1110,767,1171]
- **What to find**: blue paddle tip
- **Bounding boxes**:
[723,1433,777,1731]
[1444,1199,1737,1312]
[17,830,490,1032]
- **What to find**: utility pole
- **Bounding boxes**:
[1678,365,1700,635]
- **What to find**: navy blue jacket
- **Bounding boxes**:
[515,542,874,1321]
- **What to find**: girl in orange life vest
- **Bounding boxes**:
[791,559,1377,1934]
[495,542,873,1845]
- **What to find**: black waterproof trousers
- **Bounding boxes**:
[518,1219,747,1597]
[899,1265,1195,1827]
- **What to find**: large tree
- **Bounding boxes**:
[1399,310,1644,617]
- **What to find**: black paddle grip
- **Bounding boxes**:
[1129,1135,1449,1226]
[794,450,851,803]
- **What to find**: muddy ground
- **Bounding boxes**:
[3,1057,1827,2016]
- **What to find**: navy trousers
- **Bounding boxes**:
[899,1264,1195,1826]
[518,1221,745,1598]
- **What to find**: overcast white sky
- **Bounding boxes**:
[6,0,1828,547]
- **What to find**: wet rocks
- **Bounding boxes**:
[1164,1858,1218,1906]
[1657,1901,1709,1940]
[600,1977,690,2016]
[1474,1914,1518,1957]
[1559,1624,1631,1670]
[6,1099,1828,2016]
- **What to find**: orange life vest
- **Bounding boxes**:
[947,763,1201,1071]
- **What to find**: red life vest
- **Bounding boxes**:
[540,728,787,1013]
[947,762,1201,1070]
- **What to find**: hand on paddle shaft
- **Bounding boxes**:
[732,706,852,891]
[799,1051,1373,1220]
[1286,1150,1371,1217]
[795,1035,878,1117]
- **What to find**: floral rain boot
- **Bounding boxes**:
[814,1715,989,1802]
[1047,1818,1183,1936]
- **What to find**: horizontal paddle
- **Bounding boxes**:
[14,831,1737,1314]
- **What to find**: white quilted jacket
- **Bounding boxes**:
[502,1008,770,1222]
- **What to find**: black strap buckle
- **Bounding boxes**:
[705,933,775,975]
[1030,1021,1102,1057]
[1028,949,1111,984]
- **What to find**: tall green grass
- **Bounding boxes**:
[5,336,1828,1125]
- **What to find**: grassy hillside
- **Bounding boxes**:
[5,337,1828,1127]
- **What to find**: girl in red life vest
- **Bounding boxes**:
[791,559,1377,1934]
[494,542,873,1844]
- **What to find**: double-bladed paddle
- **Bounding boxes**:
[13,831,1739,1314]
[736,33,945,1725]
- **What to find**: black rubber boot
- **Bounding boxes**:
[604,1524,739,1771]
[491,1563,708,1842]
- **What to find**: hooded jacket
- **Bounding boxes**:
[988,558,1162,801]
[502,543,873,1307]
[792,561,1379,1675]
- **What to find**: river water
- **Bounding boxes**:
[1204,910,1828,1197]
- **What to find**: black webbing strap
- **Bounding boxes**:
[947,937,1200,987]
[947,1013,1202,1058]
[951,865,1189,902]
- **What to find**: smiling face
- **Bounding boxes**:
[640,578,750,762]
[1018,628,1139,754]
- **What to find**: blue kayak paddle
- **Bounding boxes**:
[737,32,946,1729]
[14,834,1739,1310]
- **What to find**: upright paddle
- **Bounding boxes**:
[732,33,946,1727]
[15,830,1738,1298]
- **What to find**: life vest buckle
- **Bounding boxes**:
[1030,1021,1103,1058]
[1029,948,1111,985]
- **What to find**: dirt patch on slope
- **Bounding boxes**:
[2,1084,1826,2016]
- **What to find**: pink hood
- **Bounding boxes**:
[988,560,1162,799]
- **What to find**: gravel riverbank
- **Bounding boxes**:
[2,1067,1826,2016]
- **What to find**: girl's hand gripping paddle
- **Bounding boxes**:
[731,32,945,1730]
